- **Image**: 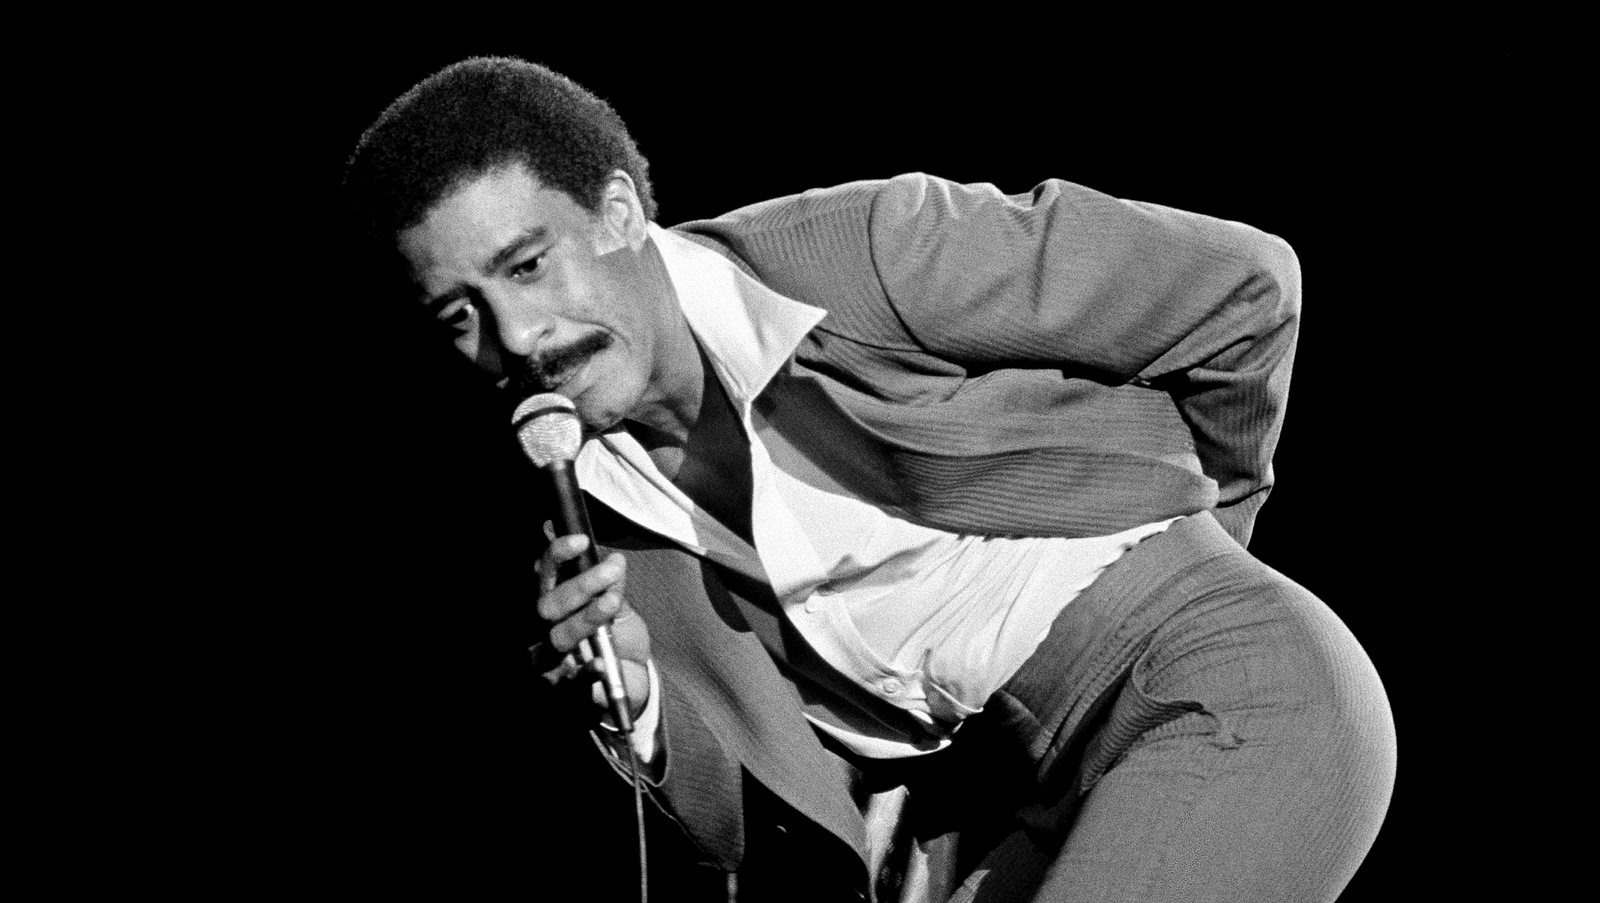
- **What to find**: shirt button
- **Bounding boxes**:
[881,678,903,696]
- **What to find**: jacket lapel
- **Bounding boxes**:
[597,518,869,867]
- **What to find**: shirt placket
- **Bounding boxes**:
[743,415,933,719]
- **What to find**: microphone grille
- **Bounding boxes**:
[512,393,583,467]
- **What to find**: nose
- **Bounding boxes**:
[487,293,554,359]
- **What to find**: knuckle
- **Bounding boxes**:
[549,624,575,652]
[537,596,562,621]
[565,615,595,643]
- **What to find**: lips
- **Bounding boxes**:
[539,356,590,393]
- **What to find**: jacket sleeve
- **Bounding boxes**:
[864,173,1301,545]
[578,533,867,874]
[591,665,747,871]
[680,173,1300,544]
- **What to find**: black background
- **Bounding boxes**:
[242,38,1528,900]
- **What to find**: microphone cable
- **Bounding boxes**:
[627,737,648,903]
[512,393,648,900]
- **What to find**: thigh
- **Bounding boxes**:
[1031,559,1397,903]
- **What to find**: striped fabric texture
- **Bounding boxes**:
[593,173,1303,884]
[678,172,1299,547]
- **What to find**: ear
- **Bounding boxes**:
[592,170,648,255]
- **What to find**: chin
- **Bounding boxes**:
[572,397,623,435]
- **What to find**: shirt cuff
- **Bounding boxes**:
[628,659,663,763]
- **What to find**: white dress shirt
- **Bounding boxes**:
[581,224,1176,760]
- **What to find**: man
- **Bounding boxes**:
[344,57,1395,901]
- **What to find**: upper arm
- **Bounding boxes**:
[865,172,1301,386]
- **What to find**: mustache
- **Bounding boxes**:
[506,332,614,394]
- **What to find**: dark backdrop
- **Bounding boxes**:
[265,41,1513,901]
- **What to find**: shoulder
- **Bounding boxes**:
[665,172,994,309]
[667,176,930,342]
[668,173,915,260]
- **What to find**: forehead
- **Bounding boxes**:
[397,164,592,277]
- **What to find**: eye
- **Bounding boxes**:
[510,253,545,281]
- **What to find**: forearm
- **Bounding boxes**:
[866,174,1302,543]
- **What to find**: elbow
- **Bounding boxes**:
[1217,223,1302,336]
[1255,230,1302,323]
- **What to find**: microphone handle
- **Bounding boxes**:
[548,460,636,735]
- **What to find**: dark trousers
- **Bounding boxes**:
[856,512,1395,902]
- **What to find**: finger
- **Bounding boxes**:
[530,635,587,669]
[539,533,592,571]
[547,594,622,652]
[583,590,624,626]
[538,552,623,622]
[541,652,582,686]
[537,552,626,622]
[536,534,594,599]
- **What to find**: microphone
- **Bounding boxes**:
[513,393,634,735]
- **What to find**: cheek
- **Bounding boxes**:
[571,252,644,329]
[566,279,618,328]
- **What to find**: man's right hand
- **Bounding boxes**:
[535,529,653,723]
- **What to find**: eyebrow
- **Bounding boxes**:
[420,224,552,313]
[485,225,551,275]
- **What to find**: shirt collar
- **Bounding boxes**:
[643,221,826,414]
[573,224,826,486]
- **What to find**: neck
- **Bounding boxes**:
[630,339,726,465]
[623,234,706,446]
[640,340,753,541]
